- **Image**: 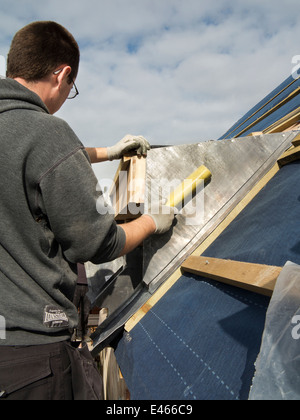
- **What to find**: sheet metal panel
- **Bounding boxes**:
[143,132,298,293]
[86,131,299,352]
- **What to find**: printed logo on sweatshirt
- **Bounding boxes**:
[43,306,69,328]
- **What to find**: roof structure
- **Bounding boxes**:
[219,73,300,139]
[86,73,300,400]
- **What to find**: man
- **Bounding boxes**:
[0,21,175,400]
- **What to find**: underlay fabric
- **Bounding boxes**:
[115,161,300,400]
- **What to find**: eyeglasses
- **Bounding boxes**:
[68,80,79,100]
[53,69,79,100]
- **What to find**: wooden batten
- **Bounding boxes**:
[181,255,282,297]
[291,132,300,146]
[277,145,300,167]
[110,155,146,221]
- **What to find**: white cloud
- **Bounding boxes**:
[1,0,300,180]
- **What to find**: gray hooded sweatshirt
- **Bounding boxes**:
[0,78,126,345]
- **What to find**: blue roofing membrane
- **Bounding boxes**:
[220,75,300,139]
[115,159,300,400]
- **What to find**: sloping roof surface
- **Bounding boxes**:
[220,74,300,139]
[115,160,300,400]
[113,71,300,399]
[89,131,297,353]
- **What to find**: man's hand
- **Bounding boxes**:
[118,206,176,257]
[145,204,177,235]
[107,134,151,161]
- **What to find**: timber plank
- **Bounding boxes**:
[110,155,146,220]
[181,256,282,296]
[277,145,300,167]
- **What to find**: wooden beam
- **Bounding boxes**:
[292,133,300,146]
[277,145,300,167]
[223,79,300,139]
[99,347,130,400]
[181,255,282,297]
[264,107,300,134]
[235,87,300,138]
[110,155,146,221]
[249,131,263,136]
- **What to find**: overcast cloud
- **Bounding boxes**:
[0,0,300,179]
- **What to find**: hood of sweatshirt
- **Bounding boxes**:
[0,77,49,114]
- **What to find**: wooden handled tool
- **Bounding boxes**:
[165,165,212,208]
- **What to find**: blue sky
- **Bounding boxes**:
[1,0,300,179]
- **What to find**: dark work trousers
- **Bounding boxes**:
[0,341,103,400]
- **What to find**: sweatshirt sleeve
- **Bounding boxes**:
[37,147,126,264]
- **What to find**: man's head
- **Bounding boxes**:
[6,21,80,114]
[7,21,79,82]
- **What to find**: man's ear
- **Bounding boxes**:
[56,66,72,87]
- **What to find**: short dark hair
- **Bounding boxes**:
[6,21,80,82]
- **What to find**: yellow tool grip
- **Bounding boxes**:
[165,165,212,208]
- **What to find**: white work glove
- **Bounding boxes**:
[107,134,151,161]
[146,204,177,235]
